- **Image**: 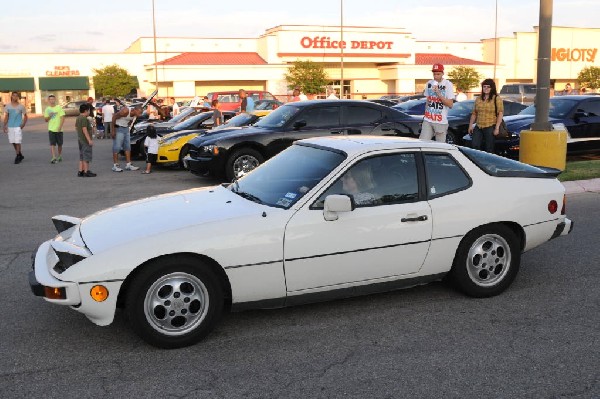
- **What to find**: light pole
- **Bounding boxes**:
[152,0,159,92]
[493,0,498,81]
[340,0,344,98]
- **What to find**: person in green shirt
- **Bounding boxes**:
[43,94,66,163]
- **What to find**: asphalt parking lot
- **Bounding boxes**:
[1,116,599,398]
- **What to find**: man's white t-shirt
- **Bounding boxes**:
[423,79,455,125]
[101,104,115,123]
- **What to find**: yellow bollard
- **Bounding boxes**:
[519,129,567,171]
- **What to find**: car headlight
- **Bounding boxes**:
[201,145,219,155]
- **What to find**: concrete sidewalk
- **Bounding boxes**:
[562,178,600,194]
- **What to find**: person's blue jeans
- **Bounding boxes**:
[472,126,495,153]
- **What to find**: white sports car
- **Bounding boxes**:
[29,136,573,348]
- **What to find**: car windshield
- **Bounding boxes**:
[518,98,578,118]
[448,101,474,117]
[254,101,274,110]
[212,114,256,131]
[176,112,211,129]
[253,104,301,128]
[229,144,346,209]
[170,107,196,123]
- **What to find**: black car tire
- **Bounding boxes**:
[125,255,224,349]
[449,224,521,298]
[226,148,264,181]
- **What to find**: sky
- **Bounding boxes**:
[1,0,599,53]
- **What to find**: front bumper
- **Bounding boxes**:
[29,240,121,326]
[183,152,222,176]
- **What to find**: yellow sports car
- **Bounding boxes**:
[156,111,269,167]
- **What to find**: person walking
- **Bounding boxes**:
[468,79,504,153]
[110,105,142,172]
[75,104,96,177]
[170,97,180,117]
[238,89,254,113]
[142,125,158,174]
[326,86,339,99]
[101,98,115,140]
[211,99,222,126]
[420,64,455,143]
[43,94,65,163]
[3,91,28,164]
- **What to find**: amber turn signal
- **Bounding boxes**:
[44,286,66,300]
[90,285,109,302]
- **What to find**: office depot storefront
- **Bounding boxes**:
[1,25,599,113]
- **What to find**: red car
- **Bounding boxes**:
[205,90,276,111]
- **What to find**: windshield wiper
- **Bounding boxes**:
[235,190,264,204]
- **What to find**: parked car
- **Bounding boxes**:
[29,136,573,348]
[368,99,398,107]
[183,99,423,180]
[61,100,88,116]
[500,95,600,157]
[205,90,276,111]
[156,112,267,167]
[392,98,427,115]
[132,106,202,135]
[130,111,235,158]
[499,83,536,104]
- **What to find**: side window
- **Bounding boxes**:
[345,106,383,125]
[577,100,600,116]
[299,106,340,128]
[424,153,470,198]
[263,93,275,100]
[312,153,419,209]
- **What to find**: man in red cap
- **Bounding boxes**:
[420,63,455,143]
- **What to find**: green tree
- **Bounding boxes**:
[577,66,600,90]
[284,60,329,95]
[447,66,483,92]
[92,64,138,98]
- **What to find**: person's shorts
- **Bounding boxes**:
[113,127,131,153]
[48,131,64,146]
[78,140,93,162]
[146,153,158,164]
[7,127,22,144]
[419,120,448,142]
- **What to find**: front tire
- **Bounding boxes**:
[449,224,520,298]
[125,256,223,349]
[226,148,264,181]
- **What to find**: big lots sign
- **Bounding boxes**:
[551,48,597,62]
[300,36,394,50]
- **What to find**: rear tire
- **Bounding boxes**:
[225,148,264,181]
[125,256,223,349]
[449,224,520,298]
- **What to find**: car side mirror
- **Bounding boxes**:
[323,194,354,221]
[574,110,587,119]
[293,120,307,129]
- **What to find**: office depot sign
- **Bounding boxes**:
[300,36,394,50]
[551,48,597,62]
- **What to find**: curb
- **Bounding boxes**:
[562,178,600,194]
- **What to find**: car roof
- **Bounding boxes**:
[284,99,389,108]
[297,135,455,155]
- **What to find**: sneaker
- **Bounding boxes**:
[141,171,151,174]
[51,158,57,164]
[112,164,123,172]
[84,171,97,177]
[57,156,63,162]
[18,153,24,161]
[77,171,85,177]
[125,163,139,171]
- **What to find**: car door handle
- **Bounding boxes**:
[401,215,428,222]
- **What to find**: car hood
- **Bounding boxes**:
[504,114,562,133]
[79,185,262,254]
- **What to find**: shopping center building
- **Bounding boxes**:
[1,24,599,114]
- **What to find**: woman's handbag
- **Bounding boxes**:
[494,96,509,138]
